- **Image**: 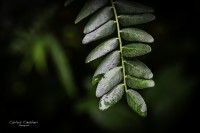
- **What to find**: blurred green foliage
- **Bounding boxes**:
[10,7,77,97]
[1,0,199,133]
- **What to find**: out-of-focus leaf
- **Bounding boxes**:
[82,20,116,44]
[124,60,153,79]
[92,51,120,85]
[46,35,77,97]
[84,6,113,34]
[32,37,47,72]
[121,28,154,43]
[115,0,154,14]
[75,0,108,24]
[119,14,155,26]
[126,89,147,117]
[122,43,151,57]
[76,97,143,131]
[99,84,124,110]
[85,38,118,63]
[144,65,196,129]
[96,67,123,97]
[126,75,154,89]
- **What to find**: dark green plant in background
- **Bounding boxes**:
[10,7,77,97]
[66,0,156,117]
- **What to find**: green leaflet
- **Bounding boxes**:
[82,20,116,44]
[85,38,118,63]
[122,43,151,57]
[118,14,155,26]
[92,51,120,85]
[124,60,153,79]
[75,0,108,24]
[84,6,113,34]
[121,28,154,43]
[96,67,123,97]
[115,0,154,14]
[99,84,124,110]
[126,75,155,89]
[126,89,147,117]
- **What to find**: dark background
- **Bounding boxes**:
[1,0,199,132]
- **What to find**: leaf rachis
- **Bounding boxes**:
[111,0,128,92]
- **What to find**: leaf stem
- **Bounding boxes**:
[111,0,128,92]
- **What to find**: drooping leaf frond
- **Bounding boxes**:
[69,0,155,117]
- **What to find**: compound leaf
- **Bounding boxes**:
[71,0,156,116]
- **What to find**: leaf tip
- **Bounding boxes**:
[85,58,91,63]
[99,101,107,111]
[96,92,102,98]
[83,28,87,34]
[150,37,154,43]
[82,37,87,44]
[140,111,147,117]
[74,20,78,24]
[74,17,80,24]
[150,80,155,87]
[64,0,74,7]
[150,8,155,13]
[96,88,102,97]
[146,73,153,79]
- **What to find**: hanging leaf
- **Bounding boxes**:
[92,51,120,85]
[115,0,154,14]
[82,20,116,44]
[96,67,123,97]
[122,43,151,57]
[125,60,153,79]
[70,0,156,116]
[126,75,155,89]
[84,6,113,34]
[75,0,108,24]
[99,84,124,110]
[126,89,147,117]
[121,28,154,43]
[85,38,118,63]
[118,14,155,26]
